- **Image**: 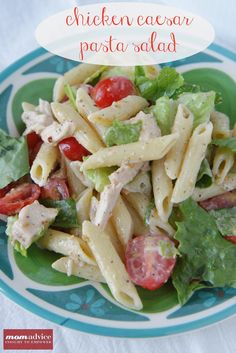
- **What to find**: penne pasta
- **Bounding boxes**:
[171,122,213,203]
[83,221,143,310]
[211,110,231,139]
[165,104,194,179]
[88,95,148,126]
[152,159,173,222]
[53,63,101,102]
[76,188,93,223]
[37,229,96,265]
[51,102,104,153]
[52,256,106,282]
[76,87,107,141]
[81,133,179,170]
[63,157,86,198]
[212,147,234,185]
[111,196,134,247]
[30,143,59,186]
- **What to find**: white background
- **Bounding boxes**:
[0,1,236,352]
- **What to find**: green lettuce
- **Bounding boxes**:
[84,166,117,192]
[0,129,29,188]
[150,96,177,135]
[6,216,27,257]
[84,66,108,85]
[212,137,236,152]
[105,120,142,147]
[41,199,79,228]
[101,66,135,81]
[210,207,236,236]
[135,66,184,103]
[64,84,77,110]
[172,198,236,305]
[196,159,213,188]
[178,91,215,128]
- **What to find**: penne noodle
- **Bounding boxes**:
[165,104,194,180]
[211,110,231,139]
[76,87,107,141]
[88,95,148,126]
[212,147,234,185]
[171,122,213,203]
[51,102,104,153]
[37,229,96,265]
[30,143,59,186]
[53,63,101,102]
[123,197,150,236]
[76,188,93,223]
[81,133,178,170]
[111,196,134,247]
[52,256,106,283]
[83,221,143,310]
[152,159,173,222]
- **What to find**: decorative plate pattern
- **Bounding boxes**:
[0,44,236,337]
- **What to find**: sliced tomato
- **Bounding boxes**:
[199,190,236,211]
[26,132,43,165]
[59,137,90,161]
[125,234,177,291]
[0,183,41,215]
[91,76,135,108]
[41,177,70,200]
[225,236,236,244]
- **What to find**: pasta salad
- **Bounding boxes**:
[1,63,236,310]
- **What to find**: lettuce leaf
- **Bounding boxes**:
[83,66,108,85]
[178,91,215,128]
[0,129,29,188]
[150,96,177,135]
[135,66,184,103]
[196,159,213,188]
[64,84,77,110]
[41,198,79,228]
[172,198,236,305]
[101,66,135,81]
[6,216,27,257]
[105,120,142,147]
[84,166,117,192]
[212,137,236,152]
[210,207,236,236]
[171,83,201,99]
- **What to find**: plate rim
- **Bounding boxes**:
[0,44,236,338]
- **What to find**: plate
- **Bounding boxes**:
[0,44,236,338]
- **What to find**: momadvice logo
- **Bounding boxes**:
[3,329,53,350]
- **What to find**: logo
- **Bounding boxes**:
[3,329,53,350]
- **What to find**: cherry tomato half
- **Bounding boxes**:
[41,177,70,200]
[225,236,236,244]
[26,132,43,165]
[59,137,90,161]
[0,183,41,215]
[125,234,177,291]
[91,76,135,108]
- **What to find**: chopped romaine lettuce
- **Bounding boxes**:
[178,91,215,128]
[212,137,236,152]
[64,84,77,110]
[41,198,79,228]
[135,66,184,103]
[210,207,236,236]
[144,200,155,226]
[196,159,213,188]
[83,66,108,85]
[105,120,142,147]
[0,129,29,188]
[6,216,27,257]
[150,96,177,135]
[171,83,201,99]
[101,66,135,81]
[172,198,236,305]
[84,166,117,192]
